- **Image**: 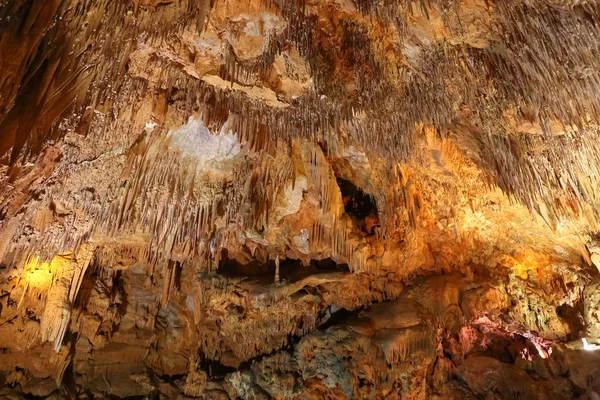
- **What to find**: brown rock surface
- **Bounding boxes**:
[2,0,600,398]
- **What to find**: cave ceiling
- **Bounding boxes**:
[2,0,600,398]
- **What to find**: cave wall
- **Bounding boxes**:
[1,0,600,398]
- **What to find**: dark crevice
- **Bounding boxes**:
[60,332,78,399]
[217,256,350,284]
[174,261,182,291]
[157,373,185,383]
[311,258,349,272]
[217,258,270,278]
[197,338,297,383]
[319,306,363,331]
[557,301,585,341]
[198,352,237,380]
[336,177,379,234]
[22,394,48,400]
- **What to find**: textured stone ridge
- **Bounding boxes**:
[2,0,600,398]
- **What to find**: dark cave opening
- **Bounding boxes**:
[318,306,360,331]
[336,177,379,234]
[198,352,237,380]
[217,255,349,284]
[217,255,270,279]
[557,302,585,341]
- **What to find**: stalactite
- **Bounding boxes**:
[161,259,177,308]
[39,246,95,352]
[380,326,436,365]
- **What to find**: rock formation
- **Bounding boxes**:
[2,0,600,398]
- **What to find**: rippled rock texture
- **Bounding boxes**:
[2,0,600,398]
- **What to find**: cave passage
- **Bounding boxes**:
[217,257,349,284]
[337,177,380,234]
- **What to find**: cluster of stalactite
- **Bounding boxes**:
[0,0,211,163]
[1,1,599,232]
[3,0,600,180]
[3,0,600,361]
